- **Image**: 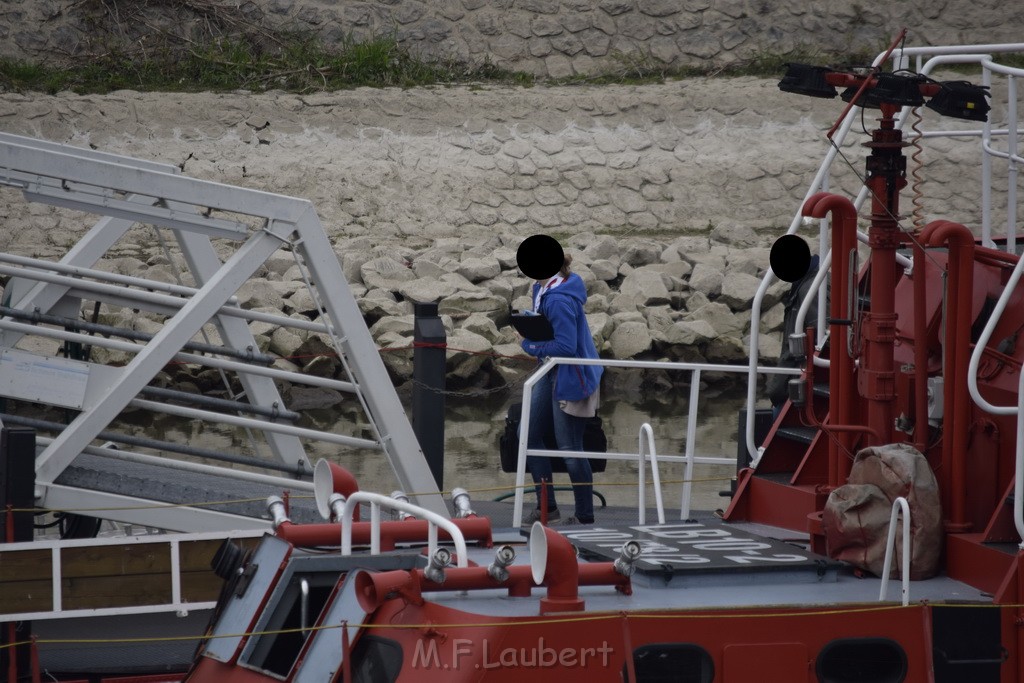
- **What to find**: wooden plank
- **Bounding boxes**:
[181,571,229,603]
[0,548,52,582]
[0,536,262,614]
[0,580,54,613]
[61,543,172,578]
[61,574,174,610]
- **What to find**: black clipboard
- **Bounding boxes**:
[510,311,554,341]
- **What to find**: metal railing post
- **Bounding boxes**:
[637,424,665,525]
[879,496,911,606]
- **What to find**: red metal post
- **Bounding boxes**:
[859,104,907,450]
[5,623,15,683]
[802,192,859,487]
[29,636,39,683]
[342,620,352,683]
[911,240,930,455]
[921,220,975,532]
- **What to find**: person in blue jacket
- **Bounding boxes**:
[520,253,603,525]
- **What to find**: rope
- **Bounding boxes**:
[4,603,1024,650]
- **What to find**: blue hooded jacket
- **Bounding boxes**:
[520,272,603,401]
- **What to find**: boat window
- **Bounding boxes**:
[816,638,907,683]
[623,643,714,683]
[350,635,403,683]
[241,572,336,678]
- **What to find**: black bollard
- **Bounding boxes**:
[0,427,35,543]
[1,426,35,678]
[412,301,446,488]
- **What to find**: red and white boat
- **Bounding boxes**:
[3,35,1024,683]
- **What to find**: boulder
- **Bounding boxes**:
[375,330,414,381]
[664,319,717,346]
[608,320,653,359]
[235,279,284,310]
[293,334,340,377]
[590,259,619,281]
[457,256,502,283]
[686,302,744,336]
[269,326,303,359]
[339,250,373,284]
[369,314,415,339]
[688,262,723,298]
[710,222,762,248]
[358,294,408,324]
[439,291,508,322]
[619,268,671,306]
[412,259,449,278]
[287,387,345,411]
[705,335,747,363]
[397,278,459,304]
[587,311,614,346]
[446,329,492,379]
[360,256,416,290]
[718,272,762,310]
[461,312,511,344]
[622,239,664,267]
[286,287,318,315]
[583,235,619,261]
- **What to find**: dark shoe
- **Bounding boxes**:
[558,515,593,526]
[526,507,561,524]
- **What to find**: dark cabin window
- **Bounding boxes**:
[816,638,907,683]
[242,573,334,678]
[623,643,715,683]
[351,635,403,683]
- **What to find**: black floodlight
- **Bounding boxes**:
[926,81,991,122]
[779,63,838,98]
[842,72,926,108]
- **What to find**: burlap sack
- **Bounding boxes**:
[822,443,942,579]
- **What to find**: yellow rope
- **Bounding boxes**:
[4,602,1024,649]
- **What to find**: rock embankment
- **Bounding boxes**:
[208,227,791,390]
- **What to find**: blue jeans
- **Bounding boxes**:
[525,371,594,521]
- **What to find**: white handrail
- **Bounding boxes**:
[339,491,468,568]
[636,423,665,525]
[511,357,800,527]
[1016,369,1024,549]
[879,496,911,606]
[680,368,701,518]
[969,255,1024,418]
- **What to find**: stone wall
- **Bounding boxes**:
[0,0,1020,79]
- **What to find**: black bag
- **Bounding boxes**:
[498,402,607,474]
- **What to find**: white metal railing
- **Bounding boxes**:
[965,55,1024,547]
[511,357,800,527]
[0,529,265,622]
[969,260,1024,547]
[636,423,665,525]
[340,491,468,567]
[879,496,912,606]
[744,43,1024,465]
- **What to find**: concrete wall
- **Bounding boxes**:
[1,1,1020,79]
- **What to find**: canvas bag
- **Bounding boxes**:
[822,443,942,580]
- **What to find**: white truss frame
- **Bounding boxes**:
[0,133,445,527]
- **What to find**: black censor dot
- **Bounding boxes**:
[769,234,812,283]
[516,234,564,280]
